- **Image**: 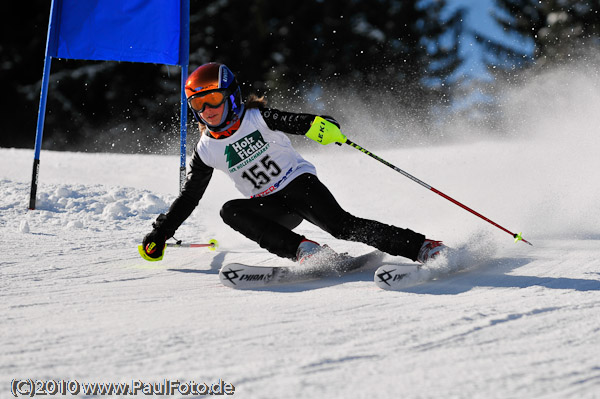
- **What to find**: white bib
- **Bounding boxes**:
[196,108,317,198]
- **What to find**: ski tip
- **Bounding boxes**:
[374,264,420,290]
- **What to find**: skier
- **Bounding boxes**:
[141,62,446,265]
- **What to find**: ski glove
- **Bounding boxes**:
[305,116,347,146]
[139,214,171,261]
[140,230,167,261]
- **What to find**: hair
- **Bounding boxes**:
[198,93,267,135]
[245,93,267,109]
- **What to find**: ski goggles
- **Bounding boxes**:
[188,90,228,113]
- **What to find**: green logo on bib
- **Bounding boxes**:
[225,130,269,171]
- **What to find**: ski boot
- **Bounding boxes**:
[296,239,345,266]
[416,239,448,264]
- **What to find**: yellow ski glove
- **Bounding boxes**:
[305,116,347,145]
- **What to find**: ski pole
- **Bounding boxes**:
[138,239,219,261]
[168,238,219,250]
[344,139,532,246]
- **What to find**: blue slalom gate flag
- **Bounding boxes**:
[30,0,190,209]
[49,0,184,65]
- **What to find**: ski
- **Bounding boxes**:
[219,250,384,289]
[374,246,489,290]
[374,264,422,290]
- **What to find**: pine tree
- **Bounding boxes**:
[467,1,600,134]
[420,2,466,114]
[4,0,466,150]
[490,0,600,68]
[190,0,464,131]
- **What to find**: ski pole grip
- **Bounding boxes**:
[306,116,347,145]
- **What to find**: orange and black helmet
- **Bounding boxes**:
[185,63,243,130]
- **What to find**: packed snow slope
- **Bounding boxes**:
[2,69,600,398]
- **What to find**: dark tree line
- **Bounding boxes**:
[2,1,597,152]
[477,0,600,91]
[1,0,464,152]
[491,0,600,68]
[456,0,600,130]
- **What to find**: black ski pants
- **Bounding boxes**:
[220,173,425,260]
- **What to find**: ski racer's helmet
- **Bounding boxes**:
[185,63,244,131]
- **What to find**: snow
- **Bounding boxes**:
[3,71,600,398]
